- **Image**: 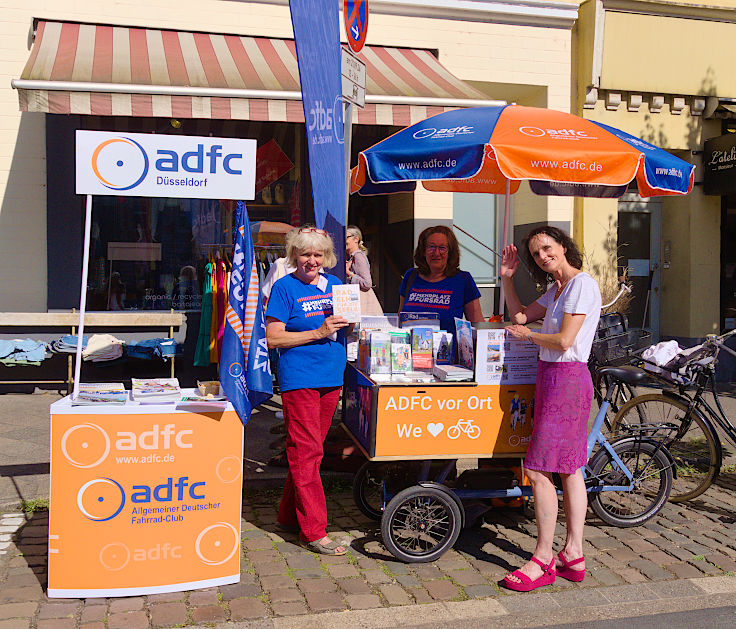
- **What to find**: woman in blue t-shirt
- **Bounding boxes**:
[266,227,353,556]
[399,225,484,331]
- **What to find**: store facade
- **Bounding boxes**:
[573,0,736,346]
[0,0,578,335]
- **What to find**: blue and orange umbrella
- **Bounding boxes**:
[350,105,695,199]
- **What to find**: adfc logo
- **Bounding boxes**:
[61,423,110,468]
[91,137,149,190]
[77,478,126,522]
[195,522,239,566]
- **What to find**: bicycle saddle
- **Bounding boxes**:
[597,365,651,385]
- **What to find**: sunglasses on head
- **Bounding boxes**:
[299,227,327,235]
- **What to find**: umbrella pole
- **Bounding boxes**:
[498,180,511,318]
[72,194,93,399]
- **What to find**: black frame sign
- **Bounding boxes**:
[704,133,736,196]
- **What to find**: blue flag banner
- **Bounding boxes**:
[220,201,272,425]
[289,0,346,275]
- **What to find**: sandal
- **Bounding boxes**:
[502,556,556,592]
[556,551,586,582]
[302,537,348,556]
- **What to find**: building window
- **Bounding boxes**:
[453,192,496,284]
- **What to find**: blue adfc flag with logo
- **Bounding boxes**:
[220,201,272,425]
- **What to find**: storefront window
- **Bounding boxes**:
[453,192,497,284]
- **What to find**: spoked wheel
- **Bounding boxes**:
[381,485,462,563]
[610,394,721,502]
[353,461,391,520]
[587,439,673,527]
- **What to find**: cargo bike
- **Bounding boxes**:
[342,361,674,563]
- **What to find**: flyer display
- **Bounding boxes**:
[475,329,538,386]
[48,396,244,597]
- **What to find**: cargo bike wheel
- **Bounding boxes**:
[353,461,390,521]
[381,484,463,563]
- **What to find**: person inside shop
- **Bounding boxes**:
[499,226,601,592]
[108,272,126,311]
[398,225,484,330]
[265,227,354,556]
[345,225,383,315]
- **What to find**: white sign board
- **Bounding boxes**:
[341,47,366,108]
[75,131,256,200]
[475,329,539,386]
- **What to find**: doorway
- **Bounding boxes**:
[618,193,662,340]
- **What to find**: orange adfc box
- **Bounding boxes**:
[48,396,244,597]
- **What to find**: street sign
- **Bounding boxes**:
[344,0,368,54]
[341,47,366,108]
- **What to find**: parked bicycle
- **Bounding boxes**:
[609,328,736,502]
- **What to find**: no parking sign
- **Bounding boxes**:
[344,0,368,54]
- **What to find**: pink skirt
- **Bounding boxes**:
[524,360,593,475]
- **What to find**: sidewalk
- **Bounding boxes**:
[1,390,736,628]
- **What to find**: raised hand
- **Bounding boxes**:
[500,244,520,279]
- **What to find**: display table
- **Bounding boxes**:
[48,392,243,598]
[342,363,535,460]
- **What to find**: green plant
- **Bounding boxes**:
[21,498,49,513]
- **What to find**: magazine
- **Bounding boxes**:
[390,331,412,374]
[369,332,392,374]
[179,395,227,410]
[399,311,440,330]
[332,284,361,323]
[454,318,475,370]
[71,382,128,406]
[433,331,453,365]
[432,364,474,382]
[411,327,434,370]
[131,378,182,403]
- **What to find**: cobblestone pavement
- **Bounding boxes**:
[1,470,736,629]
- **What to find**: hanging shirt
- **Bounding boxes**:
[266,273,347,392]
[399,269,481,332]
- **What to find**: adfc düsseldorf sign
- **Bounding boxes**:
[75,131,256,200]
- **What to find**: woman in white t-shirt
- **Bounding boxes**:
[499,226,601,592]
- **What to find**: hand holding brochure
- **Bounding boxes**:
[332,284,361,323]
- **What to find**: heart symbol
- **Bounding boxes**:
[427,423,444,437]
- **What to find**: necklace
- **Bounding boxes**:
[554,273,577,298]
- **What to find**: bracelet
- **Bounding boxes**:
[528,331,534,343]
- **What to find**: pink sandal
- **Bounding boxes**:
[557,551,586,582]
[502,556,556,592]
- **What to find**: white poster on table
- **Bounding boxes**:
[75,131,256,200]
[475,329,539,385]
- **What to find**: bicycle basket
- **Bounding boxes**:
[596,312,628,341]
[591,329,652,366]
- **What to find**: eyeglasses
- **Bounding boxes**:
[299,227,327,235]
[426,245,449,254]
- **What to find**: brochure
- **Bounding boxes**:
[360,314,399,331]
[454,318,474,371]
[432,331,453,365]
[332,284,361,323]
[475,328,539,385]
[411,327,434,370]
[131,378,182,403]
[369,332,392,374]
[399,311,440,330]
[432,364,474,382]
[71,382,128,406]
[179,395,227,410]
[390,331,412,373]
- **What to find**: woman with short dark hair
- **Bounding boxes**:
[398,225,483,331]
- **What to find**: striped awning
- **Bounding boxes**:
[13,20,502,126]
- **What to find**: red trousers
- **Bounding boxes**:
[278,386,341,542]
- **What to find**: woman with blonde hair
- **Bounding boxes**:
[346,225,383,315]
[266,226,353,555]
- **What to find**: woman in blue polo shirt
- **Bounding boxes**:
[266,227,352,556]
[399,225,484,331]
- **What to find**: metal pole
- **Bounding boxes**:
[344,100,353,230]
[72,195,93,399]
[498,179,511,318]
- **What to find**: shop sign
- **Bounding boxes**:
[254,140,294,194]
[48,408,244,597]
[704,132,736,195]
[76,131,256,200]
[344,0,368,54]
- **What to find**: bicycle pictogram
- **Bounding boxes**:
[446,418,481,440]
